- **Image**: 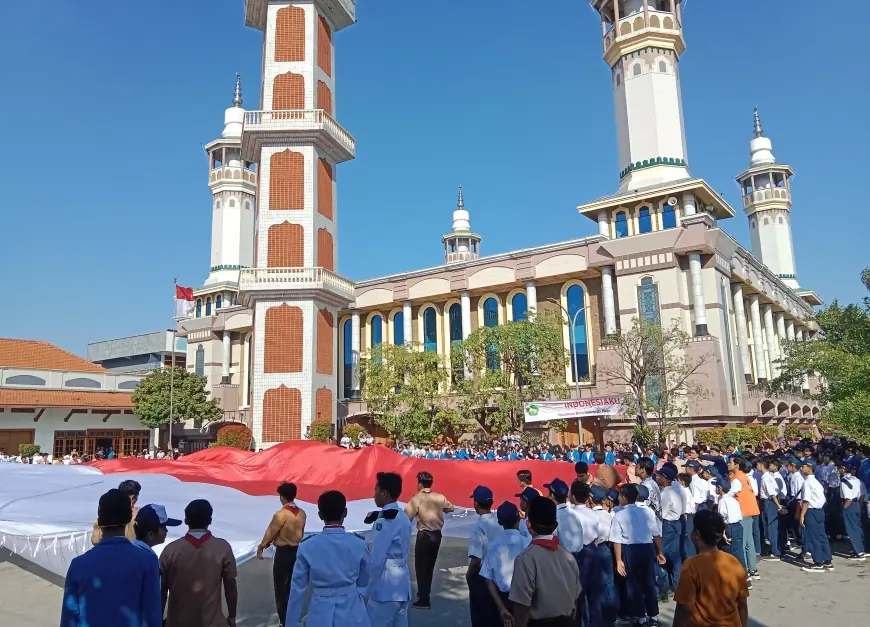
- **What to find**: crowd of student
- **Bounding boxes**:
[394,437,637,464]
[59,437,870,627]
[0,447,183,464]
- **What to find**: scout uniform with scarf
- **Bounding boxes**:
[840,462,867,559]
[364,502,412,626]
[258,500,306,627]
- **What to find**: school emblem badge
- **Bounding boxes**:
[375,522,383,531]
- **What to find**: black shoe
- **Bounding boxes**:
[648,618,662,627]
[412,600,431,610]
[848,553,867,561]
[658,589,669,603]
[760,555,779,561]
[823,561,835,571]
[748,570,760,580]
[746,579,753,590]
[801,564,826,572]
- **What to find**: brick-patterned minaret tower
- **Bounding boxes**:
[239,0,356,447]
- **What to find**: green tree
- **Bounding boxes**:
[599,318,708,444]
[767,268,870,443]
[309,420,332,443]
[359,343,467,444]
[453,309,569,436]
[131,367,222,429]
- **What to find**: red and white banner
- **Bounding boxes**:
[174,284,195,318]
[524,395,627,423]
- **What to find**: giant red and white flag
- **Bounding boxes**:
[174,284,195,318]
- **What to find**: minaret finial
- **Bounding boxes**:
[457,185,464,210]
[753,107,763,138]
[233,73,243,108]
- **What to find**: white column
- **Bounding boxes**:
[351,312,361,398]
[460,291,472,339]
[730,284,753,383]
[775,313,787,354]
[763,305,778,377]
[525,281,538,317]
[601,266,617,335]
[786,319,796,342]
[221,331,231,384]
[800,329,810,391]
[749,294,768,382]
[597,210,610,238]
[688,253,708,335]
[402,301,412,346]
[682,192,697,217]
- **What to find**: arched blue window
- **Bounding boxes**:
[370,315,383,349]
[615,211,629,238]
[216,295,222,309]
[392,311,404,346]
[205,298,212,316]
[638,207,652,234]
[423,307,437,352]
[195,299,202,318]
[195,345,205,376]
[512,293,528,321]
[662,204,676,229]
[483,298,499,370]
[449,304,463,346]
[342,319,353,398]
[566,285,589,381]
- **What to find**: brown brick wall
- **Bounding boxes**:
[317,158,334,220]
[317,15,332,76]
[262,385,302,441]
[264,305,303,373]
[267,222,304,268]
[317,228,334,271]
[275,6,305,62]
[317,81,333,116]
[269,149,304,211]
[315,386,333,423]
[316,309,333,375]
[273,72,304,110]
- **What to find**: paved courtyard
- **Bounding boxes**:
[3,539,869,626]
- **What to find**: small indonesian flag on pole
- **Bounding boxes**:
[175,285,195,318]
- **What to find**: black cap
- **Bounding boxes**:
[97,489,133,528]
[527,496,557,528]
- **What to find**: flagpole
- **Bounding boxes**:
[169,278,177,456]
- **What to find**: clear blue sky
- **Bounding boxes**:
[1,1,865,355]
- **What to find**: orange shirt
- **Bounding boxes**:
[731,471,760,517]
[673,550,749,627]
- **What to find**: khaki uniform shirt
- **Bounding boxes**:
[91,506,138,546]
[259,503,306,548]
[404,489,454,532]
[159,533,237,627]
[509,540,580,620]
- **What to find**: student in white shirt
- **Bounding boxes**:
[558,479,597,626]
[760,459,787,559]
[655,466,685,601]
[839,461,866,560]
[588,485,619,627]
[481,501,530,624]
[677,472,696,558]
[715,478,747,576]
[799,458,833,572]
[467,486,502,624]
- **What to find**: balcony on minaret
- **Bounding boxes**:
[241,110,355,164]
[245,0,355,32]
[594,0,685,62]
[740,169,792,212]
[206,143,258,192]
[238,267,355,309]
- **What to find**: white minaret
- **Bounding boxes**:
[736,108,799,289]
[204,75,257,287]
[442,186,482,263]
[592,1,690,191]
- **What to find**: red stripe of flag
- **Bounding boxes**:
[175,285,194,301]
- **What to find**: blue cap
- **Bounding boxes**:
[544,478,570,499]
[496,501,519,526]
[135,504,182,532]
[846,461,860,474]
[716,478,731,493]
[801,458,817,471]
[607,488,620,502]
[686,460,702,470]
[471,485,493,503]
[590,485,607,502]
[516,487,540,502]
[658,466,677,481]
[637,484,650,501]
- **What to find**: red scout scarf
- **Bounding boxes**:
[183,531,213,548]
[284,503,300,515]
[531,536,560,551]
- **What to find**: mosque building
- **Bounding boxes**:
[174,0,823,449]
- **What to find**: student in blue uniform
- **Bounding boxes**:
[589,486,617,627]
[286,490,372,627]
[481,501,530,625]
[610,483,666,627]
[715,478,747,577]
[798,458,833,572]
[604,444,616,467]
[840,461,866,560]
[467,485,502,626]
[581,444,596,464]
[759,459,787,560]
[655,465,684,602]
[365,472,412,627]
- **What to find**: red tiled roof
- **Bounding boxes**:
[0,338,107,373]
[0,389,133,409]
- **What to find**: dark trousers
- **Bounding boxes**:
[622,543,658,620]
[751,512,761,557]
[414,530,442,604]
[803,508,832,565]
[826,488,844,537]
[763,499,782,557]
[656,519,682,592]
[682,514,696,558]
[273,545,298,627]
[843,501,866,554]
[573,547,593,627]
[786,500,803,549]
[529,617,575,627]
[723,522,745,571]
[594,543,617,627]
[468,572,496,627]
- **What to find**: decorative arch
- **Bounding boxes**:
[506,288,529,322]
[791,403,801,417]
[65,377,101,389]
[6,374,46,386]
[802,405,811,417]
[275,6,305,62]
[388,307,405,346]
[195,344,205,376]
[340,316,352,399]
[662,202,677,229]
[316,309,334,375]
[366,311,385,353]
[205,298,212,316]
[216,295,222,310]
[649,14,661,27]
[315,387,333,424]
[272,72,305,110]
[663,16,674,29]
[262,385,302,442]
[317,158,334,220]
[620,21,632,35]
[317,15,333,76]
[760,399,775,416]
[560,280,593,383]
[614,209,630,238]
[118,380,139,390]
[811,407,819,418]
[268,222,304,268]
[476,293,505,329]
[777,402,789,417]
[264,304,303,373]
[633,16,644,30]
[638,206,653,234]
[317,80,333,115]
[614,72,622,88]
[417,303,442,354]
[317,228,334,271]
[269,149,304,210]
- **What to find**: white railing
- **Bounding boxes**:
[239,266,355,298]
[243,109,355,155]
[742,187,790,208]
